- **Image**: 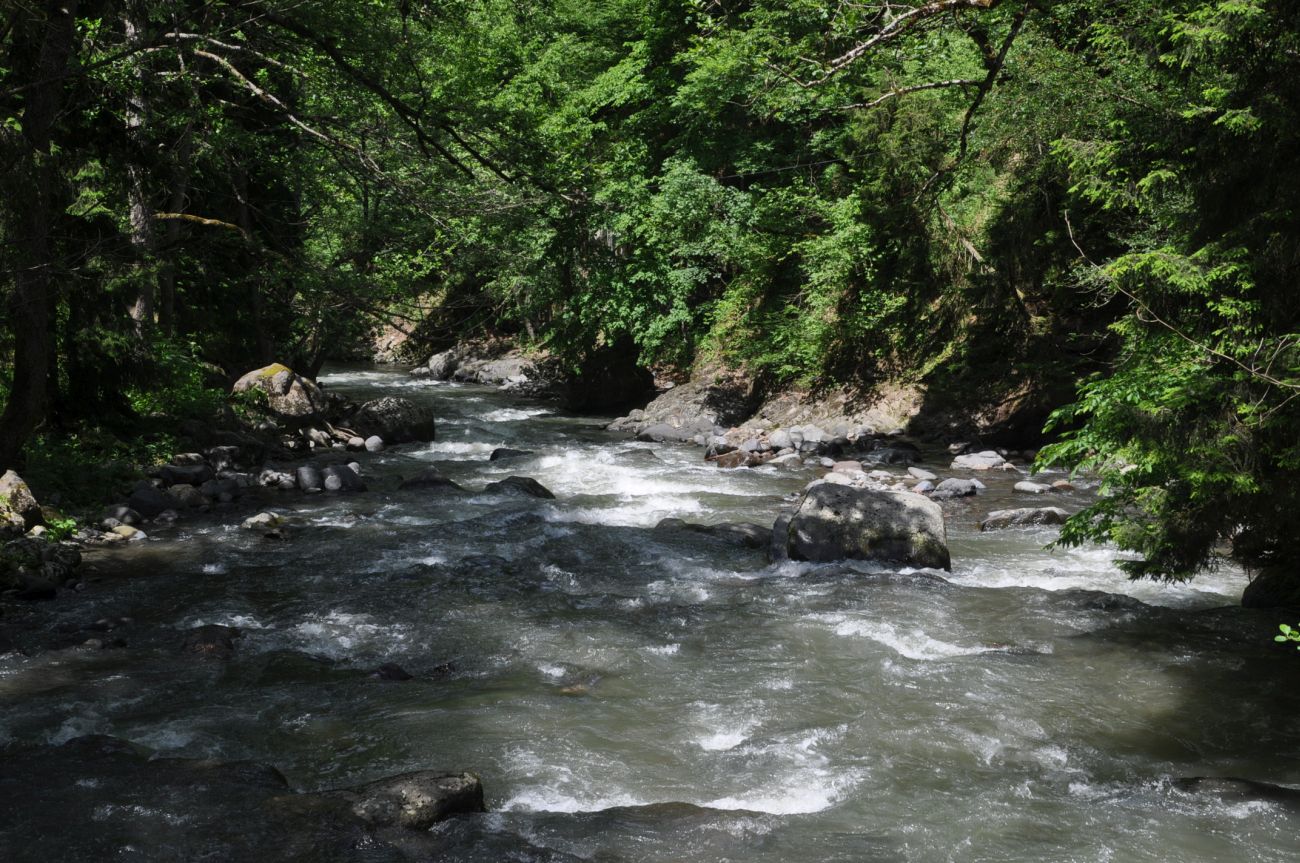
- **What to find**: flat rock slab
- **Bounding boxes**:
[979,507,1069,531]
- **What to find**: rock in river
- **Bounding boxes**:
[231,363,328,423]
[772,485,950,570]
[0,470,43,536]
[349,396,437,444]
[979,507,1069,531]
[482,476,555,499]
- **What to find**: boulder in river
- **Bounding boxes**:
[1242,566,1300,608]
[1174,776,1300,807]
[325,770,485,830]
[127,482,174,518]
[1014,480,1052,495]
[951,450,1012,471]
[978,507,1069,531]
[931,478,980,500]
[349,396,436,444]
[182,624,241,659]
[160,462,215,487]
[231,363,328,423]
[772,485,950,570]
[322,464,367,493]
[0,470,43,537]
[489,447,533,462]
[655,518,770,549]
[482,476,555,499]
[399,468,464,492]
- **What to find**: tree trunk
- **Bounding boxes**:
[124,0,157,332]
[158,125,194,336]
[0,0,80,468]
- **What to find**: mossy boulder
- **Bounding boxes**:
[231,363,328,423]
[0,470,43,537]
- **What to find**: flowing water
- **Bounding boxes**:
[3,366,1299,862]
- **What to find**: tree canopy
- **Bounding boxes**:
[3,0,1299,589]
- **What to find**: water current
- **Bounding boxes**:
[3,366,1299,861]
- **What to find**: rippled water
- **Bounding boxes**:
[3,366,1299,862]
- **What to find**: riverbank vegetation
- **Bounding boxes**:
[3,0,1299,589]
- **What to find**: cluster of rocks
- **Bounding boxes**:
[0,535,83,600]
[410,339,654,411]
[1,471,85,599]
[412,343,559,395]
[0,734,484,860]
[233,364,436,455]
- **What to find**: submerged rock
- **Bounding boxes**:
[182,624,241,659]
[978,507,1069,531]
[372,663,413,681]
[1014,480,1052,495]
[655,518,770,549]
[489,447,533,461]
[930,478,980,500]
[1175,776,1300,807]
[482,476,555,499]
[772,485,950,570]
[399,468,464,492]
[326,770,485,830]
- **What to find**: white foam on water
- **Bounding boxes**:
[93,803,191,825]
[642,643,680,656]
[814,614,985,660]
[500,787,649,813]
[415,440,499,458]
[48,716,108,745]
[292,610,412,657]
[481,406,552,422]
[952,541,1244,608]
[183,613,267,630]
[536,663,567,678]
[202,562,227,574]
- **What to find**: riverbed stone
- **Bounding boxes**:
[951,450,1011,471]
[182,624,241,659]
[931,478,979,500]
[349,397,436,444]
[489,447,532,461]
[482,476,555,499]
[242,511,285,531]
[773,485,950,570]
[127,482,173,518]
[425,348,461,380]
[978,507,1069,531]
[1242,566,1300,608]
[1014,480,1052,495]
[167,484,208,509]
[160,463,215,487]
[769,429,793,450]
[908,467,937,481]
[331,770,485,830]
[296,465,324,493]
[399,468,464,492]
[364,435,385,453]
[322,464,366,493]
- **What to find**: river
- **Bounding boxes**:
[2,366,1298,862]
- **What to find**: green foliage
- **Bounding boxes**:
[1276,624,1300,650]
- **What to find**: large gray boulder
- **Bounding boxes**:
[482,476,555,499]
[231,363,328,423]
[773,485,950,570]
[0,470,43,536]
[349,397,436,444]
[951,450,1011,471]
